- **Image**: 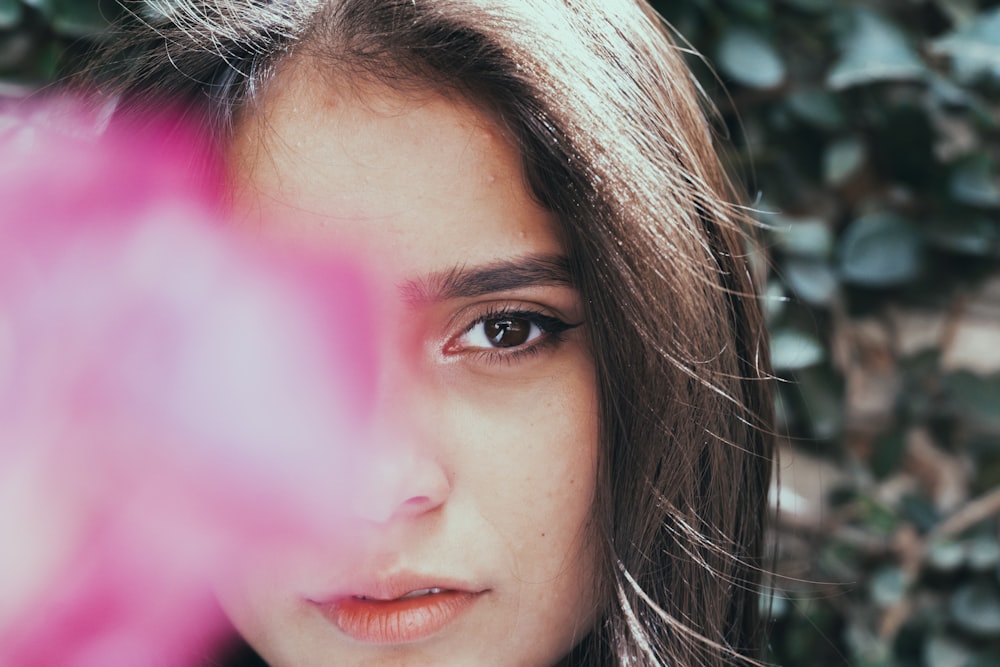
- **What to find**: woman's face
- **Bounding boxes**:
[220,61,600,666]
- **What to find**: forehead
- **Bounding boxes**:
[227,59,563,273]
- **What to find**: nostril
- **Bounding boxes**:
[399,495,437,514]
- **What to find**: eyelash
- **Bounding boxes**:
[447,306,580,366]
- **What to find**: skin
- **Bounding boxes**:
[218,59,601,666]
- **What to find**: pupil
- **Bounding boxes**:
[484,317,530,347]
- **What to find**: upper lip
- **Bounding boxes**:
[309,572,488,603]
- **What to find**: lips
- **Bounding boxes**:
[312,578,485,644]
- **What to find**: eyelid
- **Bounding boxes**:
[439,290,577,326]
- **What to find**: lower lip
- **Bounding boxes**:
[317,591,480,643]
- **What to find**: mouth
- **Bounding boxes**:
[353,587,446,601]
[312,582,486,644]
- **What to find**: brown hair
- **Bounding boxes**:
[83,1,773,664]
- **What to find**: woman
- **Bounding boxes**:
[83,0,774,664]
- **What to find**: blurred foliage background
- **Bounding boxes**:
[650,0,1000,665]
[2,0,999,665]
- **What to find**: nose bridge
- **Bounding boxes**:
[346,335,451,524]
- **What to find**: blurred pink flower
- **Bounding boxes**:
[0,100,378,666]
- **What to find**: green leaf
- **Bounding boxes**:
[934,0,979,26]
[923,635,973,667]
[928,73,975,108]
[760,588,789,618]
[782,0,833,12]
[771,327,825,370]
[968,434,1000,456]
[786,90,845,130]
[975,454,1000,496]
[901,494,939,532]
[925,217,1000,257]
[870,566,908,608]
[859,495,901,534]
[932,7,1000,80]
[716,27,786,89]
[967,653,1000,667]
[838,213,923,287]
[827,8,926,89]
[772,217,834,257]
[782,258,838,306]
[951,583,1000,637]
[763,280,788,322]
[0,0,23,30]
[928,540,967,572]
[871,431,906,479]
[51,0,112,36]
[823,137,866,186]
[724,0,771,22]
[950,154,1000,208]
[844,621,890,665]
[944,372,1000,428]
[21,0,53,19]
[968,535,1000,571]
[774,382,794,431]
[796,366,844,440]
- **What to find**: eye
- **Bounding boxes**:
[444,308,580,362]
[460,315,543,349]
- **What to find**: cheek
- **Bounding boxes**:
[451,356,601,653]
[452,353,600,568]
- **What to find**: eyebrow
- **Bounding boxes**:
[399,253,575,304]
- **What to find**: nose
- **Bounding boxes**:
[347,437,451,524]
[343,298,451,525]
